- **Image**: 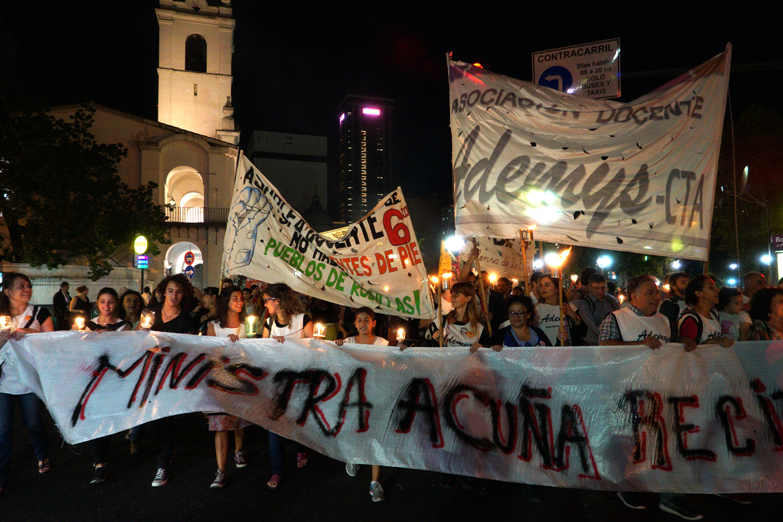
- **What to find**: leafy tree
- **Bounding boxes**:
[0,104,168,279]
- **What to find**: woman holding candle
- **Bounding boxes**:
[535,274,581,346]
[138,274,199,488]
[261,283,313,489]
[0,273,53,494]
[82,288,132,484]
[118,289,143,329]
[205,285,251,489]
[335,307,387,501]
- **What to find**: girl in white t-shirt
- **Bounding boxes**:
[716,286,751,341]
[335,307,387,502]
[431,282,493,352]
[205,285,251,489]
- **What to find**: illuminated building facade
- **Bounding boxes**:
[337,95,393,223]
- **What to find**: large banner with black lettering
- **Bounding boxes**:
[449,45,731,261]
[223,155,434,319]
[4,331,783,493]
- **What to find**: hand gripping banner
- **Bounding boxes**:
[3,331,783,493]
[223,155,435,319]
[449,45,731,261]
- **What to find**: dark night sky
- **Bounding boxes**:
[2,1,782,204]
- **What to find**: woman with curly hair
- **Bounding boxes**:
[261,283,313,489]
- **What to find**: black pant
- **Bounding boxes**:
[151,417,175,469]
[89,435,112,465]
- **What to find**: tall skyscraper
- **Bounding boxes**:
[337,95,393,223]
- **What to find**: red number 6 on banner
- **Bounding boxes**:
[383,208,410,246]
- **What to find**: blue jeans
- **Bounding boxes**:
[0,392,50,488]
[267,431,306,476]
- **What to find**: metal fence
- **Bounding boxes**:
[164,207,229,225]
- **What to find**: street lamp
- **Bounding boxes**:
[445,235,465,254]
[729,263,738,270]
[671,259,681,270]
[597,255,612,274]
[761,254,773,265]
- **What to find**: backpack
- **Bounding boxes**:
[677,309,720,343]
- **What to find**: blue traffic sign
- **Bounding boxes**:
[538,66,573,93]
[184,265,195,279]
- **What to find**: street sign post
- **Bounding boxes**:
[134,236,148,293]
[532,38,620,99]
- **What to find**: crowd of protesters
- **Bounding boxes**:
[0,260,779,516]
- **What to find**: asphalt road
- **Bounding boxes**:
[1,410,779,521]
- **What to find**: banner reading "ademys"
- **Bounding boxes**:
[223,155,435,319]
[3,331,783,493]
[449,45,731,261]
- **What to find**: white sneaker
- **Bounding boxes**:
[370,481,385,502]
[210,469,226,489]
[345,463,360,477]
[151,468,169,487]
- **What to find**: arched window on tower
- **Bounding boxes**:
[185,34,207,72]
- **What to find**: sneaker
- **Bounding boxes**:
[151,468,169,487]
[91,465,108,485]
[234,451,247,469]
[617,491,646,510]
[210,469,226,489]
[658,495,703,520]
[346,463,360,477]
[370,481,385,502]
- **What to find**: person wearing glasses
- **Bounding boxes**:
[494,295,552,347]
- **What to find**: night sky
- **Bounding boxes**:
[2,1,781,204]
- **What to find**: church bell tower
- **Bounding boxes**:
[156,0,239,144]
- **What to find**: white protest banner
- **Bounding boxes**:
[449,45,731,261]
[3,331,783,493]
[458,237,534,281]
[223,155,434,319]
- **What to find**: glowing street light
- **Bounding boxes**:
[532,259,544,269]
[597,255,612,273]
[761,254,773,265]
[671,259,681,269]
[445,235,465,254]
[729,263,738,270]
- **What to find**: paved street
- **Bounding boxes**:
[1,411,780,521]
